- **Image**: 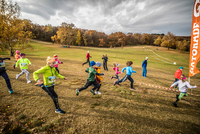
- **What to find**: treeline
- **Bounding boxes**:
[0,0,191,57]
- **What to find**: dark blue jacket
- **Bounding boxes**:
[142,60,147,68]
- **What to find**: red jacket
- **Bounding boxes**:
[86,53,91,59]
[174,69,182,79]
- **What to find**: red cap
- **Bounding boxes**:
[54,54,57,58]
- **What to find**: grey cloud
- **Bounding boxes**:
[13,0,195,35]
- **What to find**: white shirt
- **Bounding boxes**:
[171,80,196,93]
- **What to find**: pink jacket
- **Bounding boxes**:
[54,59,61,67]
[113,67,121,75]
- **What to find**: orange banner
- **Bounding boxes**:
[189,0,200,77]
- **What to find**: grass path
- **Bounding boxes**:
[0,41,200,133]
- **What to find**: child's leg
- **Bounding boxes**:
[42,86,60,109]
[79,80,93,92]
[115,75,128,84]
[96,84,101,91]
[17,70,25,78]
[22,69,30,81]
[1,72,12,89]
[91,81,100,91]
[144,68,147,77]
[127,76,134,88]
[175,93,186,103]
[105,62,108,70]
[55,67,59,73]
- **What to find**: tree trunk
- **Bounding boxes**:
[10,47,14,56]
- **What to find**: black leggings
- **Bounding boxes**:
[116,74,134,88]
[82,58,90,66]
[112,74,120,80]
[55,67,59,73]
[0,71,12,89]
[42,86,60,109]
[79,80,100,92]
[103,61,108,70]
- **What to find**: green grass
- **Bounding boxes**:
[0,40,200,134]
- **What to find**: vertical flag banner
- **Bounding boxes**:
[189,0,200,77]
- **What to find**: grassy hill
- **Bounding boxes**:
[0,41,200,134]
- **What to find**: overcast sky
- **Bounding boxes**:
[12,0,194,36]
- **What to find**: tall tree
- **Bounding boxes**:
[154,36,162,46]
[0,0,32,56]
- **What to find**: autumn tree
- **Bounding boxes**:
[161,32,176,50]
[0,0,33,56]
[76,30,81,46]
[154,36,162,46]
[55,22,77,48]
[141,33,151,45]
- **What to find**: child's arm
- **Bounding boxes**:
[170,81,179,88]
[186,82,197,89]
[58,59,62,64]
[130,68,136,73]
[28,59,31,65]
[121,67,126,73]
[15,59,20,67]
[33,67,46,82]
[55,69,65,79]
[96,72,104,76]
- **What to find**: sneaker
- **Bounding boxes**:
[27,80,32,84]
[130,88,136,90]
[55,108,65,114]
[90,90,95,95]
[111,76,113,79]
[173,102,178,107]
[9,89,13,94]
[13,66,15,69]
[95,91,101,95]
[114,81,117,86]
[16,74,19,79]
[76,89,79,96]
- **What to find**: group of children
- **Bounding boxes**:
[0,50,198,115]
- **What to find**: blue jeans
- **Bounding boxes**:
[142,67,147,77]
[0,71,12,89]
[173,78,179,88]
[116,74,134,88]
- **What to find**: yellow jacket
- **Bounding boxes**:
[95,67,103,84]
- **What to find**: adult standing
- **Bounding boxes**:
[173,67,183,88]
[102,54,108,71]
[82,51,91,67]
[142,57,148,77]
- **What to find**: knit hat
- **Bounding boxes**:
[46,56,55,64]
[145,57,148,60]
[16,50,20,54]
[182,76,186,80]
[90,61,96,66]
[54,54,58,58]
[96,62,101,67]
[87,51,89,53]
[179,67,183,69]
[20,53,26,56]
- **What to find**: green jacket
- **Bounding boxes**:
[33,65,65,86]
[86,67,97,81]
[16,58,31,70]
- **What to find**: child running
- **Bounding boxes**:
[33,57,68,114]
[0,57,13,93]
[82,51,91,66]
[94,62,103,95]
[13,50,20,69]
[111,63,121,80]
[15,53,32,83]
[114,61,136,90]
[170,75,197,107]
[76,61,104,96]
[54,54,63,73]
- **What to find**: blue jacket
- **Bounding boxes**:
[122,66,136,76]
[142,60,147,68]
